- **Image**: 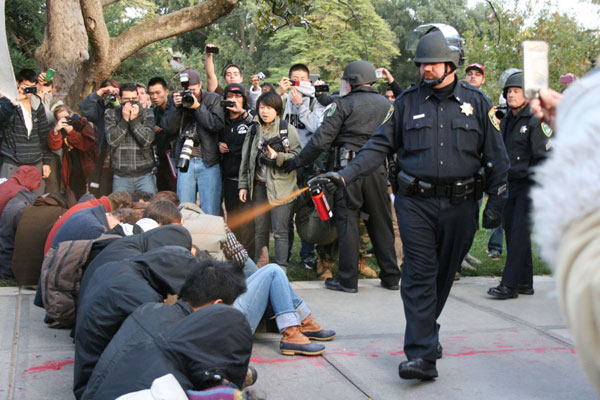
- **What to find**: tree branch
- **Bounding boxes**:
[80,0,111,62]
[111,0,237,64]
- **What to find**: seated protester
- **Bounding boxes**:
[105,82,156,194]
[132,191,153,203]
[219,83,255,254]
[44,190,132,255]
[51,206,137,249]
[0,165,41,216]
[73,246,199,399]
[149,190,179,206]
[179,202,255,277]
[11,190,76,286]
[79,79,120,196]
[0,185,38,278]
[48,105,97,199]
[78,224,192,325]
[0,69,51,195]
[141,199,181,225]
[238,91,301,270]
[234,263,335,356]
[82,259,247,400]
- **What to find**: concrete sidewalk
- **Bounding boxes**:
[1,276,597,400]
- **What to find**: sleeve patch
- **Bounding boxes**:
[381,104,395,125]
[488,108,500,131]
[541,122,553,137]
[325,103,337,117]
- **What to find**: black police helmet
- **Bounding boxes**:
[502,71,523,99]
[342,61,377,86]
[414,29,464,69]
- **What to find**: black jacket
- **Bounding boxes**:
[89,303,252,400]
[82,301,194,399]
[340,79,509,203]
[79,225,192,303]
[73,246,198,399]
[501,105,552,181]
[296,86,393,166]
[220,115,255,179]
[161,90,224,167]
[80,92,107,154]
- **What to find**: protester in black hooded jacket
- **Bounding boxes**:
[73,246,199,399]
[87,304,252,400]
[82,259,248,400]
[0,189,37,278]
[78,224,192,303]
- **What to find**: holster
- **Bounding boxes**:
[396,170,418,196]
[474,166,485,200]
[333,146,356,170]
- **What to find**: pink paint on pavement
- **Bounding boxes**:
[26,360,74,374]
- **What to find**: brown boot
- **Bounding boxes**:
[358,256,377,278]
[280,326,325,356]
[256,246,269,267]
[316,258,333,280]
[301,315,336,341]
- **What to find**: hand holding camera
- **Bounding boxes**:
[55,117,73,135]
[290,87,303,107]
[122,101,140,121]
[278,77,292,94]
[205,44,219,55]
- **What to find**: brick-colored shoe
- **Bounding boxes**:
[301,315,336,341]
[358,256,377,278]
[280,326,325,356]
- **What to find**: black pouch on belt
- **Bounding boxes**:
[396,170,418,196]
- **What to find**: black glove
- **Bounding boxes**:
[282,157,299,173]
[482,195,505,229]
[320,171,345,188]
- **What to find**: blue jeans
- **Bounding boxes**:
[234,263,310,333]
[488,226,504,253]
[112,172,157,194]
[177,157,222,216]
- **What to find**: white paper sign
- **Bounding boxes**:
[0,0,19,102]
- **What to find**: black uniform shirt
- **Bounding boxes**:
[220,115,254,179]
[501,105,552,181]
[341,78,509,198]
[296,86,393,166]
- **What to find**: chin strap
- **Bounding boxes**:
[422,63,455,88]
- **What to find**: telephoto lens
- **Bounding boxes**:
[177,131,194,172]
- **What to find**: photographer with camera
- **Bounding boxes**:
[161,69,224,216]
[219,83,255,254]
[48,105,97,198]
[80,79,120,196]
[105,83,156,194]
[0,68,51,195]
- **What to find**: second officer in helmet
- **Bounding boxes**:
[322,25,509,380]
[283,60,402,293]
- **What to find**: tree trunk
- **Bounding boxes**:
[35,0,238,107]
[34,0,89,101]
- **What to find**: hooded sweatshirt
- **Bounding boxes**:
[44,196,113,254]
[79,225,192,304]
[73,246,198,400]
[51,204,109,249]
[0,165,41,216]
[86,304,252,400]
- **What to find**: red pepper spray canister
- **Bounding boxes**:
[310,185,333,221]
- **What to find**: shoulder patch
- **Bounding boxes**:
[541,122,553,137]
[381,104,395,125]
[326,103,337,117]
[488,108,501,131]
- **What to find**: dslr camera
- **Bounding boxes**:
[179,73,195,108]
[495,104,509,119]
[23,86,37,95]
[105,94,120,108]
[66,113,81,126]
[177,130,195,172]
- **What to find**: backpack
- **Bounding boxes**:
[40,233,121,328]
[179,203,227,261]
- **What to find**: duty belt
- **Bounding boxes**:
[396,170,481,204]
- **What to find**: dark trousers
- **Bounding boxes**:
[223,177,255,257]
[334,164,400,289]
[156,157,177,192]
[396,194,478,363]
[501,180,533,287]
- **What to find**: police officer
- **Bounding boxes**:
[321,26,509,379]
[487,71,552,299]
[283,60,401,293]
